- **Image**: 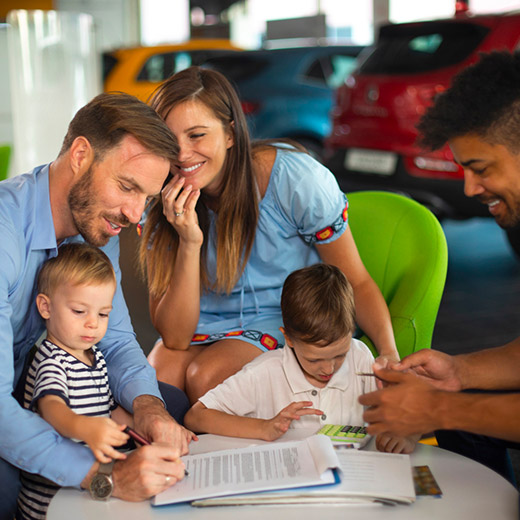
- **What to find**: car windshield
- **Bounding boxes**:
[359,21,490,74]
[204,55,269,82]
[137,50,232,82]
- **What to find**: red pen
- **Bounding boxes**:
[124,426,151,445]
[123,426,189,476]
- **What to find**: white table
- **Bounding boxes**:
[48,430,519,520]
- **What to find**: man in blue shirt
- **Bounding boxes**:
[0,92,191,517]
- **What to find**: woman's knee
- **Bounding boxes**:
[185,357,212,389]
[147,341,190,387]
[185,357,224,401]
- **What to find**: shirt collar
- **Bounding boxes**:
[282,343,353,394]
[32,164,59,253]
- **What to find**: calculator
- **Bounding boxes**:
[317,424,371,449]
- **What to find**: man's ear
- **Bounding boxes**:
[36,293,51,320]
[69,136,94,176]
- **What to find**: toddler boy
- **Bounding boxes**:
[17,243,132,520]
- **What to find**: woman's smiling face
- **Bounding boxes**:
[165,99,234,197]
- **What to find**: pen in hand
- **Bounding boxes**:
[123,426,189,476]
[124,426,151,445]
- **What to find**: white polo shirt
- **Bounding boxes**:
[199,338,376,428]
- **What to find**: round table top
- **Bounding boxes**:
[48,431,519,520]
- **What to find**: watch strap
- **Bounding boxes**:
[98,461,115,476]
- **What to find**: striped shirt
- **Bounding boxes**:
[17,339,116,520]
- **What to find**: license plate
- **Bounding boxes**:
[344,148,397,176]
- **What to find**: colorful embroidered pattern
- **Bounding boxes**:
[301,195,349,244]
[316,226,334,241]
[260,334,278,350]
[191,330,282,351]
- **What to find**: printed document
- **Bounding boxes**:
[152,434,338,506]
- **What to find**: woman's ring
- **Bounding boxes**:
[165,475,171,484]
[174,211,184,217]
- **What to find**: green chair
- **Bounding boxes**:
[0,145,11,182]
[347,191,448,359]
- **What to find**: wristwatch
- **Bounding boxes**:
[89,461,115,500]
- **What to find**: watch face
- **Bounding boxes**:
[90,474,113,500]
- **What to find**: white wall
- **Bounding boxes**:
[0,25,13,150]
[140,0,189,45]
[7,10,100,175]
[56,0,140,51]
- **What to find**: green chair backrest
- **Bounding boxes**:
[0,145,11,182]
[347,191,448,359]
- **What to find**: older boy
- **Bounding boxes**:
[186,264,417,453]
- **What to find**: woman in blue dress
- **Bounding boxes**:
[139,66,398,403]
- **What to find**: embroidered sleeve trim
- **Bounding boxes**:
[301,195,349,244]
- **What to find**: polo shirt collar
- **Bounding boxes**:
[32,164,59,253]
[282,343,352,394]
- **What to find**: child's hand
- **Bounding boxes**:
[182,425,198,445]
[375,432,420,454]
[80,417,129,463]
[262,401,323,441]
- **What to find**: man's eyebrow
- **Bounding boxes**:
[457,158,486,167]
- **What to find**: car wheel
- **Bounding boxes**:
[505,225,520,259]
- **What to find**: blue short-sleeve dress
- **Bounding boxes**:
[190,147,349,352]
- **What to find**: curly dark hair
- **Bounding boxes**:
[417,51,520,152]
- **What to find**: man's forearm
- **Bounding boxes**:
[437,390,520,442]
[457,337,520,391]
[133,394,165,413]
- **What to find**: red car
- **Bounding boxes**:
[324,7,520,248]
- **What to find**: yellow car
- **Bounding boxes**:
[103,39,241,102]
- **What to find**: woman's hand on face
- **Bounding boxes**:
[162,174,203,247]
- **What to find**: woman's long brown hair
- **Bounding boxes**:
[139,67,259,297]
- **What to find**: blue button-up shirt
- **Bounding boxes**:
[0,164,162,486]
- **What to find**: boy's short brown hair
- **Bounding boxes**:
[37,243,116,296]
[281,263,355,345]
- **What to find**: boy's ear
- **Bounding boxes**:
[279,327,293,348]
[36,293,51,320]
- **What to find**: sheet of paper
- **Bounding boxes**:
[192,442,416,507]
[332,450,415,500]
[152,435,338,506]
